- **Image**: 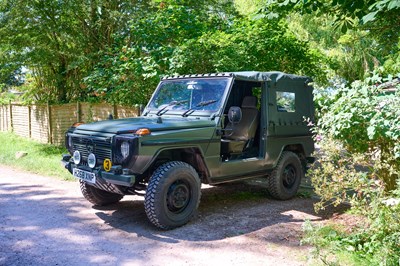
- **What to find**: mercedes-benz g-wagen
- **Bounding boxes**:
[62,71,315,229]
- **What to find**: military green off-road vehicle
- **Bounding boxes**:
[62,71,315,229]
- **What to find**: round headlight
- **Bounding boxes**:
[88,153,96,168]
[73,150,81,165]
[121,141,130,159]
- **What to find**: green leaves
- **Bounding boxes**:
[0,0,154,103]
[309,77,400,263]
[361,10,379,24]
[83,2,325,105]
[82,0,240,105]
[314,73,400,192]
[169,17,325,79]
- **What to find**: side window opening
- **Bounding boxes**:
[224,81,262,113]
[221,80,262,161]
[276,91,295,112]
[252,87,262,110]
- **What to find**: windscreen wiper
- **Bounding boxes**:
[181,99,218,117]
[156,100,188,116]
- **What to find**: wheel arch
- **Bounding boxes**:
[283,144,306,158]
[277,144,307,168]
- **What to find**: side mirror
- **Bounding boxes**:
[228,106,242,124]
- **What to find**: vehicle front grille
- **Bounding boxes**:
[72,136,112,162]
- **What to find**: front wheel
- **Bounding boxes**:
[144,161,201,230]
[267,151,303,200]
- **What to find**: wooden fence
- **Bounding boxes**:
[0,102,141,146]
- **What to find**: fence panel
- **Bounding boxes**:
[0,102,140,145]
[30,105,49,143]
[90,103,113,121]
[12,105,30,138]
[50,103,78,146]
[117,105,140,118]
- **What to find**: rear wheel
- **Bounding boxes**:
[267,151,303,200]
[144,161,201,230]
[80,181,124,206]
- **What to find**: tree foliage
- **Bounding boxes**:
[261,0,400,38]
[1,0,327,104]
[0,0,151,103]
[170,18,325,81]
[1,0,399,105]
[82,0,326,105]
[260,0,400,82]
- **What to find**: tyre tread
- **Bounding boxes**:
[80,181,123,206]
[267,151,303,200]
[144,161,201,230]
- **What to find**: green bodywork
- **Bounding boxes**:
[63,71,315,190]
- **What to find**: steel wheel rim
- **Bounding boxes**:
[166,180,191,213]
[282,165,297,189]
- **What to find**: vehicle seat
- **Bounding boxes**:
[222,96,259,154]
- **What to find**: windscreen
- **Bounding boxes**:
[148,78,229,113]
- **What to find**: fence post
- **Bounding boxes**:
[113,104,118,119]
[138,104,143,116]
[9,100,13,132]
[28,105,32,138]
[76,102,81,122]
[47,102,52,144]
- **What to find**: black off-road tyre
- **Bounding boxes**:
[80,180,124,206]
[267,151,303,200]
[144,161,201,230]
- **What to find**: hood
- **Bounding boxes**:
[74,117,215,134]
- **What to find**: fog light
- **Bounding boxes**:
[88,153,96,168]
[73,150,81,165]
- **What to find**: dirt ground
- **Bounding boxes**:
[0,165,338,266]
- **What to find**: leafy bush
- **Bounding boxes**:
[314,75,400,192]
[307,74,400,265]
[303,183,400,265]
[0,91,17,105]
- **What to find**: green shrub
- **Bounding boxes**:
[0,91,16,105]
[314,75,400,192]
[306,74,400,265]
[303,184,400,265]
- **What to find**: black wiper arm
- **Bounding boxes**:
[156,105,169,116]
[196,99,218,107]
[156,100,188,116]
[181,109,195,117]
[182,99,218,117]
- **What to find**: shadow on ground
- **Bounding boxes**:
[0,175,349,266]
[93,179,348,243]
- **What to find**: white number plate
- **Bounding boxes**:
[73,168,96,184]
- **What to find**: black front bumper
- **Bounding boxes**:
[61,154,135,187]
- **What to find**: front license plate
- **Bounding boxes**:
[73,168,96,184]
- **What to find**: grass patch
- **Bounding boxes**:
[0,131,74,180]
[302,220,371,266]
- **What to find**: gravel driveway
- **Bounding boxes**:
[0,165,323,266]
